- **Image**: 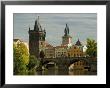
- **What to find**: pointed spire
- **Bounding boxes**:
[34,16,42,31]
[75,38,82,46]
[66,23,68,27]
[43,28,45,33]
[38,16,39,21]
[29,26,30,30]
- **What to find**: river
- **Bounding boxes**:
[35,68,97,75]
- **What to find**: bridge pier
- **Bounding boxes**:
[90,61,97,72]
[57,65,69,75]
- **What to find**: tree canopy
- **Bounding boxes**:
[13,42,29,75]
[86,38,97,57]
[27,55,40,70]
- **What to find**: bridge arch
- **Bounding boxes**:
[68,60,88,70]
[42,57,92,70]
[42,60,58,69]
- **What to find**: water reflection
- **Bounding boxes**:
[36,68,97,75]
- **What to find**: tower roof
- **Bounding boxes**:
[34,16,43,31]
[75,39,82,46]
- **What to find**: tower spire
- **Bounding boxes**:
[34,16,42,31]
[29,26,30,31]
[38,16,39,21]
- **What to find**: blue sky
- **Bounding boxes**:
[14,13,97,46]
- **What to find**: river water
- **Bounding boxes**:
[35,68,97,75]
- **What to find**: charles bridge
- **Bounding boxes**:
[40,57,97,71]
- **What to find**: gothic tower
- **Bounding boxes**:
[28,16,46,58]
[62,24,72,46]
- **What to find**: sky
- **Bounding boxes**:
[14,13,97,46]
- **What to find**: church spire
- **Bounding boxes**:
[29,26,30,31]
[34,16,42,31]
[75,38,82,46]
[38,16,39,21]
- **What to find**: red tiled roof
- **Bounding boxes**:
[45,42,53,48]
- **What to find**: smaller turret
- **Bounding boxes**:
[75,39,82,46]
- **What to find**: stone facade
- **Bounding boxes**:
[28,17,46,58]
[55,45,68,58]
[45,42,55,58]
[67,45,83,57]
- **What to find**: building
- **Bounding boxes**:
[75,39,83,50]
[55,45,68,58]
[83,45,87,57]
[28,16,46,58]
[67,40,83,57]
[28,17,84,59]
[62,24,72,46]
[45,42,55,58]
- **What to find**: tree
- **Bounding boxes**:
[13,42,29,75]
[86,38,97,57]
[27,55,40,75]
[27,55,39,70]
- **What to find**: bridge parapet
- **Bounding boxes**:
[42,57,95,65]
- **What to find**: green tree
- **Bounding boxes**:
[86,38,97,57]
[27,55,38,70]
[13,42,29,75]
[27,55,40,75]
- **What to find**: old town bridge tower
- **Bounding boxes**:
[28,16,46,58]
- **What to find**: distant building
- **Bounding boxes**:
[45,42,55,58]
[75,39,82,46]
[28,16,46,58]
[67,44,83,57]
[27,17,85,59]
[75,39,83,52]
[83,45,87,57]
[55,45,68,58]
[62,24,72,46]
[83,45,87,52]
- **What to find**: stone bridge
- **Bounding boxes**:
[41,57,97,71]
